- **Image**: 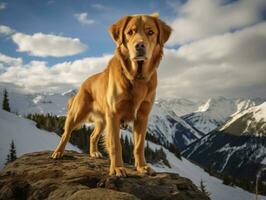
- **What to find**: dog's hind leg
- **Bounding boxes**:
[90,121,105,158]
[51,91,91,159]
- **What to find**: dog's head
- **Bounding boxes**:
[109,13,171,81]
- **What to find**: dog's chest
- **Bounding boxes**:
[115,84,148,121]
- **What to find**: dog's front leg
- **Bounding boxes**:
[105,113,127,177]
[133,102,155,175]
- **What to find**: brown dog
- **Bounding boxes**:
[51,13,171,176]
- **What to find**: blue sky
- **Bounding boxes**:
[0,0,180,65]
[0,0,266,99]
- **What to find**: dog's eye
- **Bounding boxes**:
[147,30,154,36]
[127,30,133,36]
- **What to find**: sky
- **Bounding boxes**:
[0,0,266,99]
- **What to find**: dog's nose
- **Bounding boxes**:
[135,41,146,52]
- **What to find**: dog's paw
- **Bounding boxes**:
[137,165,156,175]
[109,167,127,177]
[90,151,103,158]
[50,151,64,159]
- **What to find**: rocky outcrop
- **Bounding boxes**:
[0,151,210,200]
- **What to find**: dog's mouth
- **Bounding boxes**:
[133,56,147,61]
[135,60,145,80]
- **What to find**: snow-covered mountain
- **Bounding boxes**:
[182,102,266,185]
[0,90,74,116]
[157,98,203,117]
[182,97,261,134]
[183,131,266,179]
[0,109,80,169]
[220,102,266,136]
[149,102,204,149]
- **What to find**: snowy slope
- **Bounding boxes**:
[121,130,266,200]
[0,109,80,169]
[182,97,259,134]
[183,131,266,178]
[155,149,266,200]
[0,89,75,116]
[148,102,204,149]
[220,102,266,136]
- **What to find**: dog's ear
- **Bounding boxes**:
[109,16,131,45]
[155,18,172,46]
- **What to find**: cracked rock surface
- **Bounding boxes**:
[0,151,210,200]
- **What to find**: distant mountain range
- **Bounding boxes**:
[182,97,263,134]
[1,88,265,150]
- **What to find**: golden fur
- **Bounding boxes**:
[51,13,171,176]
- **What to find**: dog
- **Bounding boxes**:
[51,13,171,177]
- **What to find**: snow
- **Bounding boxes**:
[254,102,266,122]
[149,103,174,143]
[155,150,266,200]
[220,102,266,134]
[216,143,247,172]
[184,97,260,134]
[149,101,202,148]
[0,90,70,116]
[121,129,266,200]
[0,109,80,169]
[262,158,266,165]
[156,98,203,117]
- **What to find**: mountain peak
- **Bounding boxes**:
[197,97,230,112]
[220,101,266,136]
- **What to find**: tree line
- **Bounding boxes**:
[26,113,171,167]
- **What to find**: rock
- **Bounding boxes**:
[67,189,140,200]
[0,151,210,200]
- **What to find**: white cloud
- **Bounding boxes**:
[158,22,266,98]
[0,53,22,74]
[0,55,111,92]
[74,12,95,25]
[0,53,22,66]
[11,32,87,57]
[168,0,266,45]
[0,2,7,10]
[0,25,14,36]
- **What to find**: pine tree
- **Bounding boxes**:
[5,154,10,165]
[5,140,17,165]
[2,89,11,112]
[200,179,210,197]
